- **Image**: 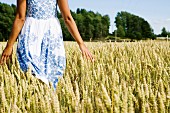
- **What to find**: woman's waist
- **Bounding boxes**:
[24,16,61,29]
[25,16,60,22]
[26,14,58,20]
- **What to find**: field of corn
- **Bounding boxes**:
[0,41,170,113]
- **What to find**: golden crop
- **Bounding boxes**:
[0,41,170,113]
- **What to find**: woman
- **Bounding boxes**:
[0,0,94,89]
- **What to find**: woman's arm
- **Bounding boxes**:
[58,0,94,62]
[7,0,26,47]
[0,0,26,64]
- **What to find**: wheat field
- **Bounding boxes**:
[0,41,170,113]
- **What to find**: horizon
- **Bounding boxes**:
[1,0,170,35]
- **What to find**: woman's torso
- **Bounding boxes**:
[26,0,58,19]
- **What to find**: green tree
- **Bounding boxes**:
[161,27,168,37]
[0,2,15,41]
[84,15,94,40]
[101,15,110,37]
[117,25,125,37]
[93,17,102,39]
[114,11,155,40]
[76,8,81,14]
[0,32,3,41]
[76,14,85,39]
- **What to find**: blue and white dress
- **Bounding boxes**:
[17,0,66,89]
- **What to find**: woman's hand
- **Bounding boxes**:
[0,0,26,65]
[0,45,13,65]
[79,43,94,62]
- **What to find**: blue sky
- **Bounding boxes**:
[1,0,170,34]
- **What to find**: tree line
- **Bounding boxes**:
[0,2,169,41]
[157,27,170,37]
[114,11,156,40]
[114,11,170,39]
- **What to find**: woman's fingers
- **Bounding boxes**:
[0,54,5,64]
[0,46,13,65]
[3,56,7,64]
[0,54,10,65]
[82,50,94,62]
[85,52,92,61]
[87,51,94,62]
[6,55,10,61]
[79,43,94,62]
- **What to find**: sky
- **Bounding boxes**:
[1,0,170,34]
